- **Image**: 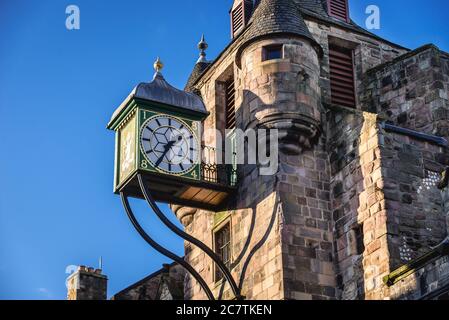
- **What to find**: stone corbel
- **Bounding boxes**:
[170,205,198,227]
[259,113,321,155]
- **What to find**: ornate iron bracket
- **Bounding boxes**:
[120,192,215,300]
[137,174,243,300]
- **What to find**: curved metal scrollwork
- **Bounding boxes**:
[137,174,242,300]
[120,192,215,300]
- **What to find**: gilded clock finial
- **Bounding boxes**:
[197,35,208,63]
[154,57,164,74]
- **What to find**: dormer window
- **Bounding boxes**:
[231,0,254,38]
[327,0,350,22]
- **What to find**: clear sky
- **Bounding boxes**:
[0,0,448,300]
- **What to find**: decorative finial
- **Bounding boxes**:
[197,35,208,63]
[154,56,164,74]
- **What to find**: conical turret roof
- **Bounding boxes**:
[234,0,322,66]
[244,0,316,43]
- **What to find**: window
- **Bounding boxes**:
[327,0,350,22]
[225,78,236,130]
[263,45,283,61]
[214,223,231,282]
[231,0,254,37]
[329,44,356,108]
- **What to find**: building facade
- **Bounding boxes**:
[70,0,449,301]
[175,0,449,300]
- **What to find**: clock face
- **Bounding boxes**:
[140,115,199,175]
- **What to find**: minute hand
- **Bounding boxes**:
[154,140,176,168]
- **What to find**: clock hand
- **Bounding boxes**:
[154,135,182,168]
[155,140,176,168]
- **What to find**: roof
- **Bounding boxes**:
[185,0,408,90]
[293,0,329,16]
[185,61,211,92]
[109,72,208,127]
[133,72,207,114]
[242,0,318,48]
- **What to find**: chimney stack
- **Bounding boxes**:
[67,265,108,300]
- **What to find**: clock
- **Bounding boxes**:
[140,115,200,175]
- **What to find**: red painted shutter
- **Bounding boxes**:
[329,45,356,108]
[327,0,349,22]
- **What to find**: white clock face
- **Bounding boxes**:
[140,115,199,175]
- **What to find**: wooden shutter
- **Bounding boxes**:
[327,0,349,22]
[231,0,253,37]
[329,45,356,108]
[225,79,236,130]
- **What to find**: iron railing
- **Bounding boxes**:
[201,145,238,187]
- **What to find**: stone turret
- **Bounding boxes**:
[236,0,323,154]
[67,266,108,300]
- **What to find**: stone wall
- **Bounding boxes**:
[361,45,449,139]
[182,189,282,300]
[387,254,449,300]
[67,266,107,300]
[327,109,389,300]
[378,129,448,271]
[304,19,407,108]
[279,139,335,300]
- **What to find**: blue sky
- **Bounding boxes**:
[0,0,448,300]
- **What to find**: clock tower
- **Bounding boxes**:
[108,58,237,211]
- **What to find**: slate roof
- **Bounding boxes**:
[242,0,318,47]
[294,0,328,15]
[184,0,407,89]
[185,61,211,92]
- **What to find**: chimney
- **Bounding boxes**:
[67,266,108,300]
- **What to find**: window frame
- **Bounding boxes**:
[213,220,232,283]
[262,44,284,62]
[328,43,357,108]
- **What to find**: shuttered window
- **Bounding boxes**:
[214,223,231,282]
[327,0,349,22]
[231,0,253,37]
[329,45,356,108]
[225,78,236,130]
[231,3,244,36]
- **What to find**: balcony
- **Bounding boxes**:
[121,145,238,212]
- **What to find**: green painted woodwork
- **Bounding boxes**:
[109,97,204,193]
[213,210,234,228]
[136,109,201,181]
